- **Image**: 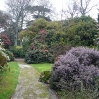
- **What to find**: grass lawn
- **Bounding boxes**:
[0,62,19,99]
[31,63,52,73]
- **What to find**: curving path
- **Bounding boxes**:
[11,60,58,99]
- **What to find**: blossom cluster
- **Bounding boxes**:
[39,30,48,35]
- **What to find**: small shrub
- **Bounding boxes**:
[39,71,50,83]
[4,50,14,61]
[25,49,54,64]
[49,47,99,92]
[10,46,25,58]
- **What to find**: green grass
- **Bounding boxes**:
[31,63,52,73]
[0,62,19,99]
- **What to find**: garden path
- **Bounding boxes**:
[11,59,58,99]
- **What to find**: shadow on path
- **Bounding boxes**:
[11,59,58,99]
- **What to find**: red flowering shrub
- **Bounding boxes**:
[0,34,11,49]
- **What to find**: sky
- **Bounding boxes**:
[0,0,6,11]
[0,0,99,20]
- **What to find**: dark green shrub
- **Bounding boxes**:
[10,46,25,58]
[39,71,50,83]
[63,16,97,46]
[49,43,71,61]
[25,49,54,64]
[50,47,99,93]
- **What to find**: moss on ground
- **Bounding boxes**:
[12,63,55,99]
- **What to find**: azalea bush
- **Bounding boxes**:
[50,47,99,93]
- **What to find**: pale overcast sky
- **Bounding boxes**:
[0,0,99,20]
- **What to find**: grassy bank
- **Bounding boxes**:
[31,63,52,73]
[0,62,19,99]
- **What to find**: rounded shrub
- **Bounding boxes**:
[25,49,54,64]
[49,47,99,91]
[10,46,25,58]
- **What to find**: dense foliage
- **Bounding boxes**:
[63,16,97,46]
[50,47,99,93]
[0,35,14,62]
[10,46,25,58]
[23,19,62,63]
[0,39,9,71]
[20,16,97,63]
[0,34,11,49]
[25,47,54,64]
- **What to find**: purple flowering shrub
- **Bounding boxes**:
[49,47,99,91]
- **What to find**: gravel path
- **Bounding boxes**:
[11,63,58,99]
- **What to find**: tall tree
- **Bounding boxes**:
[0,10,9,32]
[97,13,99,24]
[63,0,97,19]
[36,0,55,20]
[5,0,33,46]
[27,6,51,21]
[63,0,78,18]
[77,0,97,16]
[26,0,55,21]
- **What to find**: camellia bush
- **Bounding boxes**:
[50,47,99,93]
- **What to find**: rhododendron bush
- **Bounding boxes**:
[25,29,54,63]
[50,47,99,92]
